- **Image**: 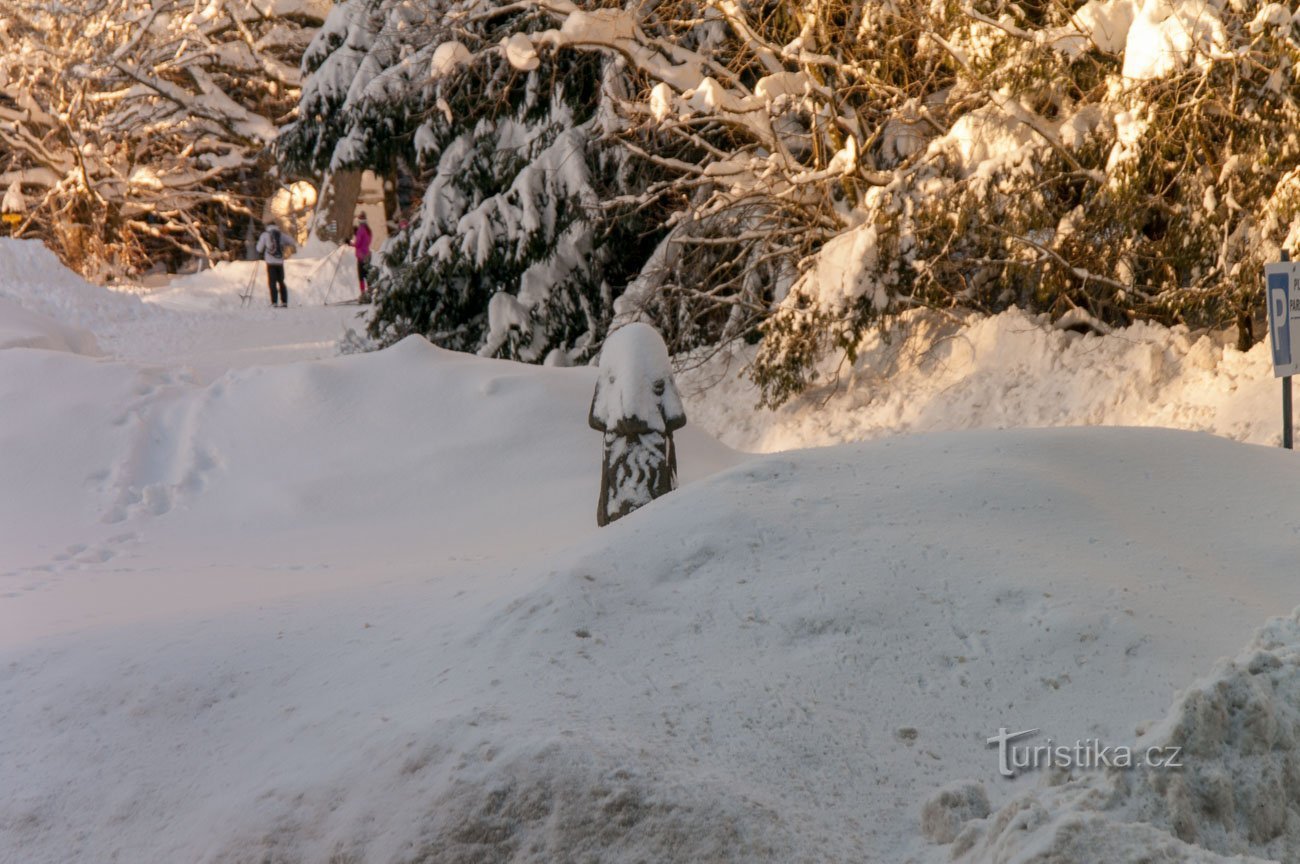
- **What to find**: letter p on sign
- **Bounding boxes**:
[1267,266,1297,376]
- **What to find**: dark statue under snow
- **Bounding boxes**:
[588,323,686,527]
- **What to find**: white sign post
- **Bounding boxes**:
[1265,252,1300,448]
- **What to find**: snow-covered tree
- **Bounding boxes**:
[0,0,325,277]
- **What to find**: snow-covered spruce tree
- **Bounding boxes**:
[382,49,660,363]
[412,0,963,383]
[0,0,323,277]
[280,0,671,363]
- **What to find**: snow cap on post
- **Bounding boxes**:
[2,180,25,215]
[590,322,684,433]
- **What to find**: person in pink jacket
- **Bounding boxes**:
[349,213,374,303]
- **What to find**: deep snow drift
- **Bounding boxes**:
[5,238,1300,862]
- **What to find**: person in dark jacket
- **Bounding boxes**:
[255,223,295,308]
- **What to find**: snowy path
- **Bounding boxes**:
[97,302,366,371]
[107,251,370,371]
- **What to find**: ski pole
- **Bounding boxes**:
[325,251,344,303]
[240,260,258,307]
[311,246,343,305]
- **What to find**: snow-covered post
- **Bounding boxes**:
[588,323,686,526]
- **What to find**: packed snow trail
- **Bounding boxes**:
[0,238,369,371]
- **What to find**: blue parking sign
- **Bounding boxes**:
[1265,262,1300,377]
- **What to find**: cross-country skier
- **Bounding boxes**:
[349,212,373,303]
[256,222,295,308]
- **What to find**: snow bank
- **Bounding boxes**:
[682,307,1278,452]
[8,233,1300,862]
[0,238,151,331]
[932,609,1300,863]
[0,297,99,354]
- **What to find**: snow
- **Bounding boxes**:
[557,7,638,44]
[430,40,471,76]
[1250,2,1292,32]
[753,70,811,102]
[590,322,684,433]
[686,76,740,113]
[1070,0,1139,53]
[1040,0,1229,79]
[1121,0,1228,80]
[0,238,152,333]
[0,297,100,355]
[0,238,364,371]
[479,290,532,357]
[791,220,885,312]
[932,102,1043,178]
[649,80,676,121]
[947,609,1300,861]
[502,32,540,71]
[680,307,1281,453]
[6,238,1300,862]
[1,178,24,213]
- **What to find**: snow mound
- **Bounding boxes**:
[441,428,1300,861]
[0,297,99,354]
[922,780,991,845]
[7,423,1300,861]
[683,307,1278,452]
[0,239,151,331]
[936,610,1300,863]
[0,334,739,644]
[201,737,788,864]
